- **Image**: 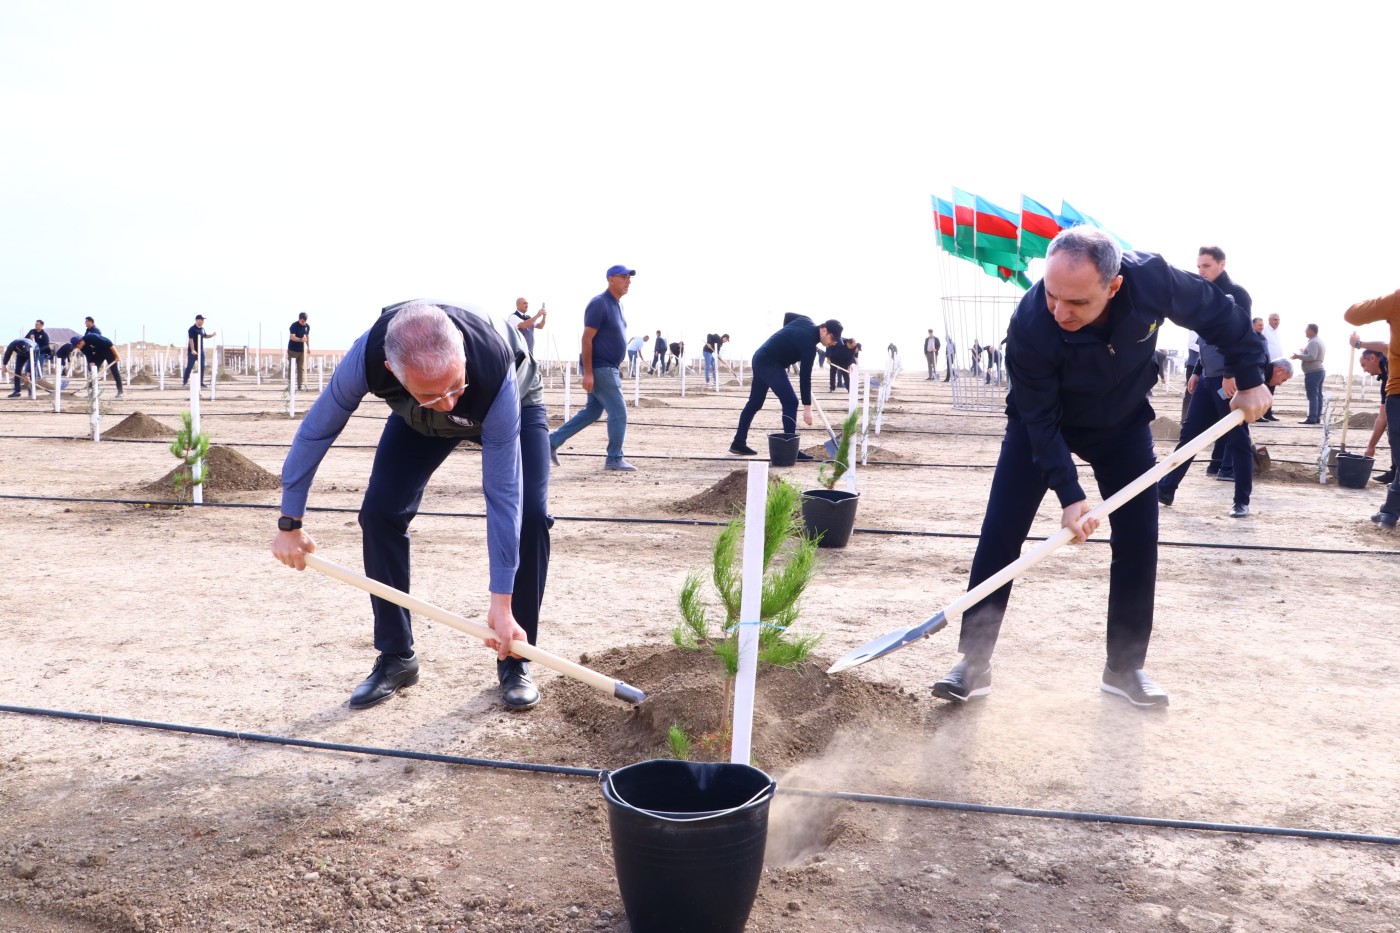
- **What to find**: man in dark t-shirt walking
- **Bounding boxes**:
[182,315,216,387]
[288,313,310,389]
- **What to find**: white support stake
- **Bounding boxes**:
[190,379,204,504]
[680,359,687,398]
[633,364,641,407]
[288,366,297,417]
[739,359,745,387]
[90,368,100,442]
[159,354,165,391]
[861,374,871,466]
[847,364,859,414]
[730,461,770,766]
[563,361,572,420]
[318,356,325,392]
[211,346,219,401]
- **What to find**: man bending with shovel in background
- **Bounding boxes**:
[271,301,552,711]
[932,227,1269,709]
[728,313,842,457]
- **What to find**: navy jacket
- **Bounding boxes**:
[1005,251,1266,507]
[756,314,822,405]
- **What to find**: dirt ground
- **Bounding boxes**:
[2,367,1398,933]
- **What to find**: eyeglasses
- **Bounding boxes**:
[417,379,469,408]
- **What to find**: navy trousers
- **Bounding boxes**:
[733,357,799,447]
[1159,376,1253,506]
[959,417,1159,671]
[359,404,552,655]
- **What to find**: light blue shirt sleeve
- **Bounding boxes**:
[279,336,371,518]
[479,368,522,594]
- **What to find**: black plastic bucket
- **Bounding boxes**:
[801,488,860,548]
[1336,451,1375,489]
[767,432,800,466]
[601,759,776,933]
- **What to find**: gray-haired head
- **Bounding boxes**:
[385,303,465,381]
[1046,227,1123,287]
[1269,357,1294,381]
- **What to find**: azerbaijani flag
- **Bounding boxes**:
[973,195,1025,270]
[931,196,959,255]
[952,188,976,257]
[1060,200,1133,250]
[1019,195,1061,261]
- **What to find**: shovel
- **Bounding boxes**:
[812,398,841,458]
[303,553,646,704]
[827,408,1247,674]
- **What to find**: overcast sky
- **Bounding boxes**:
[3,1,1395,369]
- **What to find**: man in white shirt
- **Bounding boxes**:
[1260,313,1283,420]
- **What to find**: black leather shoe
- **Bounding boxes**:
[348,651,419,709]
[1100,665,1169,708]
[729,443,757,456]
[498,657,540,710]
[1157,486,1175,507]
[795,450,815,461]
[931,656,991,702]
[1375,468,1396,485]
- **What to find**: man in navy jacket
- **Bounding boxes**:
[729,313,842,456]
[932,227,1270,709]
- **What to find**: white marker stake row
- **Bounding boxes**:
[730,461,769,766]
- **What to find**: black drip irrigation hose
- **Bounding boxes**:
[3,705,1395,847]
[1,493,1395,556]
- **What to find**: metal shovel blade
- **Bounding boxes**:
[826,612,948,674]
[823,438,839,458]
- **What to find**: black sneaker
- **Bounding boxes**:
[1215,470,1235,482]
[795,450,815,461]
[1375,469,1396,485]
[931,657,991,702]
[1157,487,1175,507]
[1228,503,1249,518]
[729,443,757,456]
[5,391,19,399]
[1100,664,1168,708]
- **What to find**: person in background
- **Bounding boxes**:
[511,297,546,355]
[1344,286,1400,530]
[182,314,216,388]
[728,313,841,456]
[650,330,667,375]
[70,333,125,399]
[924,329,940,379]
[548,265,638,472]
[288,312,310,390]
[25,320,51,365]
[4,336,35,397]
[1292,324,1327,424]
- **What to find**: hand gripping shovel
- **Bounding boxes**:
[827,409,1247,674]
[303,553,646,703]
[812,398,841,458]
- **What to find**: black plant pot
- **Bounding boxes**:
[767,432,799,466]
[801,488,860,548]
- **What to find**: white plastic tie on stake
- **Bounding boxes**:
[190,379,203,504]
[730,461,770,765]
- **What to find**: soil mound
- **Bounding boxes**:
[637,396,669,408]
[142,445,280,498]
[129,371,158,385]
[667,469,749,515]
[1150,417,1180,441]
[514,644,924,772]
[1259,462,1326,485]
[106,411,176,439]
[1349,411,1377,428]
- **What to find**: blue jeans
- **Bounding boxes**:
[960,417,1159,671]
[703,349,716,384]
[1304,370,1325,421]
[550,365,627,463]
[359,405,552,654]
[732,357,798,447]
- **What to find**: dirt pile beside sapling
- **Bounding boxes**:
[638,397,669,408]
[129,371,158,385]
[667,469,750,515]
[142,445,280,498]
[1349,411,1377,428]
[1151,417,1180,441]
[105,411,177,439]
[504,643,925,773]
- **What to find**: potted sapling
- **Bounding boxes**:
[801,407,861,548]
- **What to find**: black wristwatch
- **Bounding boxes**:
[277,516,303,532]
